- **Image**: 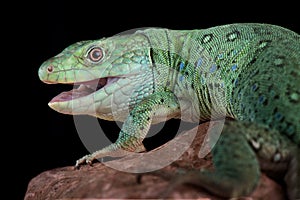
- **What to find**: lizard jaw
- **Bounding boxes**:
[49,77,120,103]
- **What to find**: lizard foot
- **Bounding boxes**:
[74,143,146,169]
[74,154,95,169]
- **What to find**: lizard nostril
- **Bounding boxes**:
[47,65,54,73]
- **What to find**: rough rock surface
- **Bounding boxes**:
[25,121,285,200]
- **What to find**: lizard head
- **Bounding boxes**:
[38,32,152,120]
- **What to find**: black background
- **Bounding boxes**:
[9,1,299,199]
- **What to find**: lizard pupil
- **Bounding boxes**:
[88,47,103,62]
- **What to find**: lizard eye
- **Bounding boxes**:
[88,47,103,62]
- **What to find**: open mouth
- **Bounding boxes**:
[50,77,119,103]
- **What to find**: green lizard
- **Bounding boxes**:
[38,23,299,199]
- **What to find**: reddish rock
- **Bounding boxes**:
[24,122,285,200]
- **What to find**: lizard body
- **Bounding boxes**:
[38,23,299,199]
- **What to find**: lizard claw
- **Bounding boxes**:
[74,154,95,169]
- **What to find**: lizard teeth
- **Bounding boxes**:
[83,84,97,91]
[78,84,90,90]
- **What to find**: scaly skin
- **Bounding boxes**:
[38,23,299,199]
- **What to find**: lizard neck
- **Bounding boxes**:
[142,28,230,122]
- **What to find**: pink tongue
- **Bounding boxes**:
[50,85,94,103]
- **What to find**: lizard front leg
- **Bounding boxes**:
[75,91,180,168]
